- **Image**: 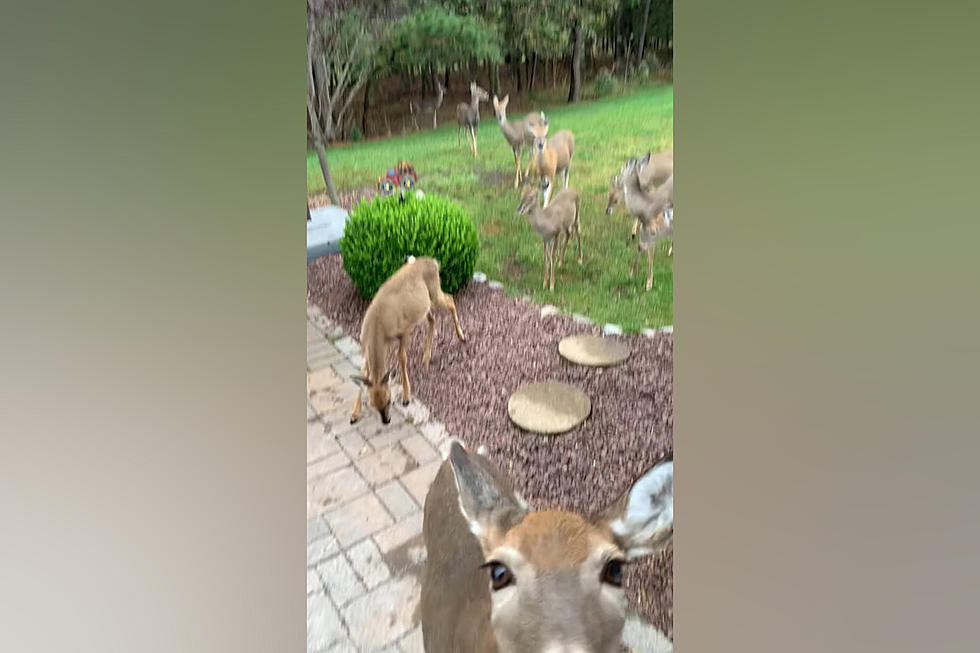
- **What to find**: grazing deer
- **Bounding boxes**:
[528,116,575,208]
[619,160,674,290]
[632,202,674,292]
[491,94,546,188]
[605,149,673,238]
[420,440,674,653]
[349,256,466,425]
[516,179,582,291]
[457,81,490,157]
[409,78,445,130]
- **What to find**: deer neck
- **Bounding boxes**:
[469,94,482,113]
[497,113,519,140]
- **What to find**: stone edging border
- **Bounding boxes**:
[469,271,674,338]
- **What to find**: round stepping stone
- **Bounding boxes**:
[558,334,630,368]
[507,381,591,435]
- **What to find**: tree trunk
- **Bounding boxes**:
[314,142,339,206]
[444,66,450,92]
[515,54,523,93]
[529,52,536,92]
[568,21,582,103]
[361,76,372,135]
[490,61,501,97]
[638,0,652,62]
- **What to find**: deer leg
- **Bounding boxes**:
[471,126,478,157]
[646,246,655,291]
[442,294,466,342]
[563,167,570,189]
[630,245,642,278]
[667,240,673,257]
[576,220,583,265]
[457,126,461,147]
[541,240,548,290]
[422,312,435,368]
[513,149,522,188]
[630,218,639,241]
[549,237,558,291]
[433,112,437,129]
[398,334,411,405]
[558,229,570,268]
[349,355,370,424]
[542,179,553,208]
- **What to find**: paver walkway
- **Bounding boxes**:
[306,302,673,653]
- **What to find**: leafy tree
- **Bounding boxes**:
[380,7,502,86]
[307,2,385,202]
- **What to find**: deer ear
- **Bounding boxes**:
[449,441,528,551]
[597,459,673,560]
[502,94,509,104]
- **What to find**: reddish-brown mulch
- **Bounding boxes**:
[307,254,674,638]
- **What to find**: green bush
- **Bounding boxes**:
[593,70,615,97]
[350,125,363,141]
[635,60,651,80]
[339,192,479,299]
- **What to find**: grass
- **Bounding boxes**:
[308,83,673,330]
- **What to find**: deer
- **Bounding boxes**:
[528,115,575,208]
[409,77,445,130]
[420,440,674,653]
[457,81,490,157]
[349,256,466,425]
[491,94,546,188]
[606,149,673,241]
[516,178,582,292]
[619,159,674,290]
[632,201,674,292]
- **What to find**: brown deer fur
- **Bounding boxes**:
[420,441,674,653]
[528,116,575,208]
[456,81,490,157]
[349,257,465,425]
[491,94,546,188]
[516,181,582,291]
[409,78,445,130]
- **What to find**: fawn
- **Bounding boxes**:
[349,256,466,425]
[491,94,546,188]
[528,116,575,208]
[409,78,445,130]
[456,81,490,157]
[516,179,582,291]
[420,440,674,653]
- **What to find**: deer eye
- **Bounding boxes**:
[601,559,624,587]
[483,561,514,591]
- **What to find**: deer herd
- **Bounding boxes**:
[410,78,674,294]
[341,83,676,652]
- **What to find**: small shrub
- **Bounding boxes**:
[635,60,650,80]
[339,192,479,299]
[350,125,363,141]
[593,70,615,97]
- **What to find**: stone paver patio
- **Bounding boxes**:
[306,302,672,653]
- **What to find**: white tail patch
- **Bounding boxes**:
[476,445,487,456]
[406,255,416,264]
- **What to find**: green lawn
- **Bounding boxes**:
[309,84,673,330]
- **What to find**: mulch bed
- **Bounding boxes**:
[307,254,674,638]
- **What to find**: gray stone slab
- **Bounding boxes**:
[307,206,350,261]
[558,334,630,368]
[507,381,591,435]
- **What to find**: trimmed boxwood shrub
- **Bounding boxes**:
[339,192,479,299]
